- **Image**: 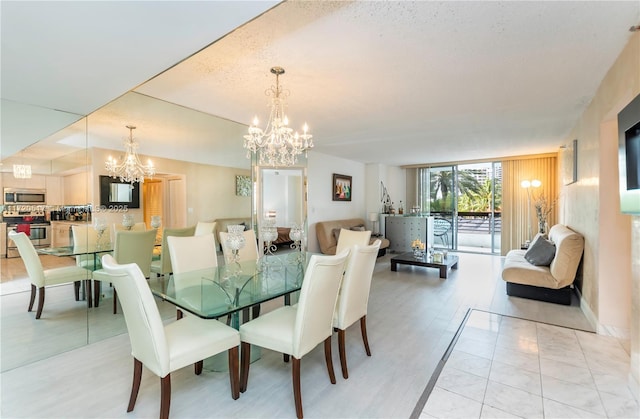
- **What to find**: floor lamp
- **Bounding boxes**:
[369,212,380,236]
[520,179,541,240]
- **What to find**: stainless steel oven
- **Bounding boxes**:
[6,223,51,258]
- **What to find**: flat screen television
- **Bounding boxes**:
[99,175,140,209]
[618,93,640,215]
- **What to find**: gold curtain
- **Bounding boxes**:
[501,155,557,255]
[143,179,163,242]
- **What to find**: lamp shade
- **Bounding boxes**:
[368,212,379,222]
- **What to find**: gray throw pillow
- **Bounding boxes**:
[524,235,556,266]
[350,225,365,231]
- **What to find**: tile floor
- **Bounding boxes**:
[419,310,640,418]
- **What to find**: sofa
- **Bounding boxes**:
[213,217,251,249]
[315,218,390,256]
[501,224,584,305]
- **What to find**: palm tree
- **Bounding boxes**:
[430,169,482,209]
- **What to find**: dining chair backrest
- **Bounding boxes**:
[219,229,259,263]
[8,231,45,287]
[112,221,146,241]
[195,221,216,236]
[101,254,170,377]
[72,224,108,269]
[292,250,350,358]
[335,228,371,255]
[167,233,218,273]
[334,240,381,330]
[156,226,196,274]
[113,229,157,278]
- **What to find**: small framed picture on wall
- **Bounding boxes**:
[332,173,352,201]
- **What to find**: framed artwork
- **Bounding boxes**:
[332,173,352,201]
[561,139,578,185]
[236,175,251,196]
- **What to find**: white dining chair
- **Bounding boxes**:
[333,239,381,379]
[195,221,216,236]
[100,254,240,419]
[150,226,196,278]
[9,231,92,319]
[335,228,371,255]
[239,250,350,419]
[219,229,259,263]
[167,233,218,320]
[93,229,157,313]
[71,224,109,270]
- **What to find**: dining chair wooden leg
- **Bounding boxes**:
[177,309,183,320]
[85,279,93,308]
[35,286,45,319]
[240,342,251,393]
[74,281,81,301]
[160,374,171,419]
[28,284,36,312]
[194,360,203,375]
[93,280,101,308]
[127,358,143,412]
[113,289,118,314]
[292,357,303,419]
[228,346,240,400]
[337,328,348,379]
[360,316,371,356]
[323,336,337,384]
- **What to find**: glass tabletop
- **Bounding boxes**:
[148,252,310,321]
[38,243,115,257]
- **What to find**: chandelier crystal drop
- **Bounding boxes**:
[243,66,314,167]
[105,125,155,184]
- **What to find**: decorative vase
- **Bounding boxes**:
[226,225,246,264]
[122,214,134,230]
[150,215,161,229]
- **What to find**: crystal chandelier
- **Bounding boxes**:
[105,125,155,184]
[244,67,314,167]
[13,164,32,179]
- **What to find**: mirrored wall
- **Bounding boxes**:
[0,92,252,372]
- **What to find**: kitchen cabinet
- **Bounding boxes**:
[0,223,6,257]
[1,173,46,190]
[45,176,64,205]
[51,221,73,247]
[63,171,91,205]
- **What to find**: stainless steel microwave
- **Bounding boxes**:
[3,188,47,205]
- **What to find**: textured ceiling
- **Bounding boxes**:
[2,1,639,170]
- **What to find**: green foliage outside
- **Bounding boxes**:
[428,170,502,213]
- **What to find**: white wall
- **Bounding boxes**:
[307,152,365,252]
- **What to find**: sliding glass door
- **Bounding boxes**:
[417,161,502,254]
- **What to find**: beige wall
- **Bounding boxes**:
[90,147,251,228]
[561,32,639,388]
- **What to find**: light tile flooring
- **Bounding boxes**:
[420,310,640,419]
[1,251,637,417]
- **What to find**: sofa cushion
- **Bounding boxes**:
[332,228,342,243]
[350,225,366,231]
[524,235,556,266]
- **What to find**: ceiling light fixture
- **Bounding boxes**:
[13,164,32,179]
[105,125,155,184]
[244,66,313,167]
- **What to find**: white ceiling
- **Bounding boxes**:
[2,1,639,169]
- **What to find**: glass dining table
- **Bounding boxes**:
[148,252,310,329]
[38,243,115,307]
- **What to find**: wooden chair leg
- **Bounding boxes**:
[127,358,143,412]
[284,354,290,363]
[28,284,36,312]
[177,309,183,320]
[113,289,118,314]
[74,281,81,301]
[194,360,203,375]
[338,328,348,379]
[360,316,372,356]
[160,374,171,419]
[35,287,45,319]
[240,342,251,393]
[323,336,336,384]
[228,346,240,400]
[85,279,93,308]
[292,357,303,419]
[93,280,101,308]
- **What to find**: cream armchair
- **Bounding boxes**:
[100,255,240,419]
[239,251,350,418]
[9,231,91,319]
